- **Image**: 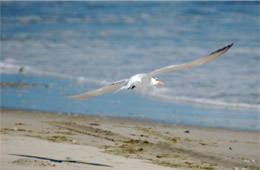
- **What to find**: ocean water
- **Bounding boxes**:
[1,2,259,130]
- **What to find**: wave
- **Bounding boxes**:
[145,90,260,112]
[1,62,259,112]
[1,14,136,25]
[0,62,108,86]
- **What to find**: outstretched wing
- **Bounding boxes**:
[66,79,128,99]
[146,43,233,78]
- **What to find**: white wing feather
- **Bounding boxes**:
[66,79,127,99]
[146,43,233,78]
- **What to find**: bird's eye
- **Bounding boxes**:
[154,77,158,81]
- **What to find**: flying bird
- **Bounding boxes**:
[67,43,233,99]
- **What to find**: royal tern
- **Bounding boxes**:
[67,43,233,99]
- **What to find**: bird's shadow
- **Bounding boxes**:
[10,153,112,168]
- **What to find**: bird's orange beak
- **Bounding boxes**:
[158,81,165,86]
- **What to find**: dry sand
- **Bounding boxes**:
[1,108,259,170]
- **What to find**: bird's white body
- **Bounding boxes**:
[120,74,151,90]
[67,44,233,99]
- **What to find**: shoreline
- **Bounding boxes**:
[1,106,259,133]
[1,107,259,170]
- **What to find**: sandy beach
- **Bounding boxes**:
[1,108,259,170]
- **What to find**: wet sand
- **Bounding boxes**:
[1,108,259,170]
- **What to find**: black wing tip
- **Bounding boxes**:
[220,43,234,51]
[227,43,234,48]
[211,43,234,55]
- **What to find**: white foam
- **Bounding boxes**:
[0,62,105,86]
[146,90,260,112]
[2,13,137,25]
[0,62,25,73]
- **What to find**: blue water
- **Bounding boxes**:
[1,2,259,130]
[1,73,259,131]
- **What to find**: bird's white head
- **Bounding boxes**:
[151,77,164,86]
